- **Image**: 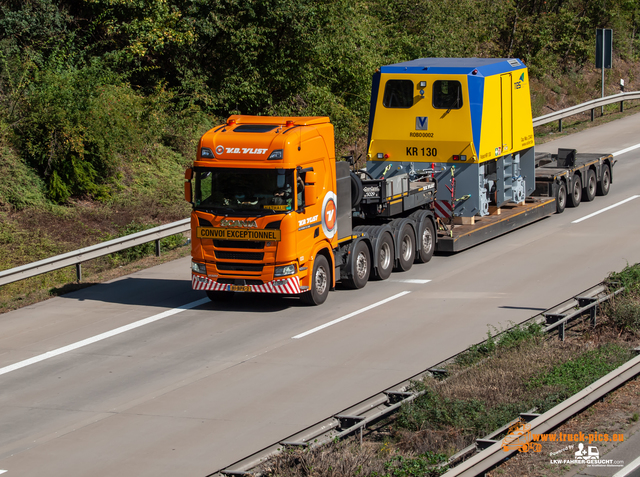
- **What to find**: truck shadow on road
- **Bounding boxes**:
[56,277,304,312]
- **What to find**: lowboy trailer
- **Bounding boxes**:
[185,58,614,304]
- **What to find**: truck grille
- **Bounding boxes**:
[215,251,264,261]
[218,278,264,285]
[217,263,264,272]
[213,240,265,249]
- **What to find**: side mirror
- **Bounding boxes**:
[184,168,193,203]
[304,184,317,206]
[185,182,192,203]
[305,171,316,184]
[304,171,317,206]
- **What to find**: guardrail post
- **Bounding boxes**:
[578,297,598,327]
[620,100,624,112]
[591,108,595,121]
[155,239,161,257]
[559,321,565,341]
[558,118,563,132]
[76,263,82,283]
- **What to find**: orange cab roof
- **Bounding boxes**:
[226,115,330,126]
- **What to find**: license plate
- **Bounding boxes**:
[230,285,251,292]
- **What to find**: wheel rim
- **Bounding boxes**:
[379,242,391,270]
[315,265,328,295]
[421,228,433,255]
[573,182,581,201]
[603,170,610,190]
[588,175,596,195]
[355,251,368,279]
[558,186,566,208]
[401,234,412,261]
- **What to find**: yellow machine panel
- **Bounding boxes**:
[367,58,536,217]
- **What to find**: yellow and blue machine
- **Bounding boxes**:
[367,58,535,218]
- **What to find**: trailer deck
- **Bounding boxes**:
[437,197,556,252]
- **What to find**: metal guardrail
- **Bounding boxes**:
[533,90,640,131]
[0,219,190,286]
[443,353,640,477]
[2,91,639,288]
[211,281,634,476]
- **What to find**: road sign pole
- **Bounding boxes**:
[601,31,605,115]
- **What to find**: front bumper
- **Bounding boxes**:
[191,274,302,295]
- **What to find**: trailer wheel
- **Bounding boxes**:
[568,175,582,207]
[301,255,330,305]
[206,290,234,302]
[416,219,435,263]
[555,181,567,214]
[597,164,611,196]
[374,232,394,280]
[343,241,370,289]
[395,224,415,272]
[583,169,596,202]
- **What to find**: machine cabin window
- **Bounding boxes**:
[433,80,463,109]
[382,80,414,108]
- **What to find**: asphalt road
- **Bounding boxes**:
[1,114,640,477]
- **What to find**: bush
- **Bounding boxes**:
[528,343,634,411]
[607,263,640,295]
[397,385,525,438]
[454,322,544,367]
[382,453,448,477]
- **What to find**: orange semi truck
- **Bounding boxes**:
[185,115,438,305]
[185,58,613,305]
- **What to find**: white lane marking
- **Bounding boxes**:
[392,279,431,284]
[0,298,210,377]
[572,195,640,224]
[0,471,7,474]
[612,454,640,477]
[292,291,411,339]
[613,143,640,157]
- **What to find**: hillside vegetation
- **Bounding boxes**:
[1,0,640,308]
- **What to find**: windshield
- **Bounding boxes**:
[194,167,296,214]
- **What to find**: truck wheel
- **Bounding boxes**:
[206,290,234,302]
[416,219,435,263]
[555,181,567,214]
[395,224,415,272]
[301,255,330,305]
[568,175,582,207]
[597,164,611,196]
[344,241,370,289]
[583,169,596,202]
[374,232,394,280]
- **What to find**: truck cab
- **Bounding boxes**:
[186,116,339,304]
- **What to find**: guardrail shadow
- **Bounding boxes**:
[55,277,301,312]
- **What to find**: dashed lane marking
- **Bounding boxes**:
[391,279,432,284]
[292,291,412,339]
[612,143,640,157]
[0,298,210,377]
[572,195,640,224]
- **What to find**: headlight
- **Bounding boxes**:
[191,261,207,274]
[200,147,214,158]
[268,149,283,160]
[274,263,297,277]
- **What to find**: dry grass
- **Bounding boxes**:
[265,316,640,477]
[0,240,190,314]
[0,194,190,314]
[488,376,640,477]
[263,442,389,477]
[530,60,640,144]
